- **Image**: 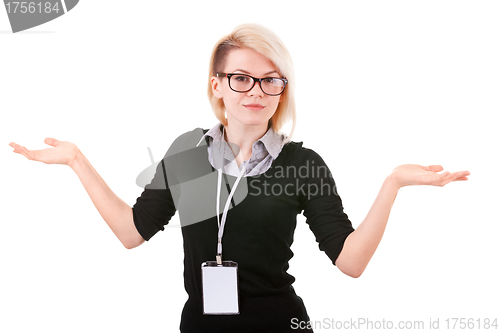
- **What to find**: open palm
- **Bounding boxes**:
[9,138,79,167]
[390,164,470,188]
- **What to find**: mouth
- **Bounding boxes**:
[244,104,265,111]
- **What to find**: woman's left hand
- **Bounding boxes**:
[389,164,470,188]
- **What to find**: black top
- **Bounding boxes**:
[132,128,354,333]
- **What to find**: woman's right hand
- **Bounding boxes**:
[9,138,80,167]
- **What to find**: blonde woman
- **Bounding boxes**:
[9,24,469,333]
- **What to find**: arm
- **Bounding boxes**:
[9,138,145,249]
[335,164,470,278]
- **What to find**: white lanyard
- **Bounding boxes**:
[215,128,246,265]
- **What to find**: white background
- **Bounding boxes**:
[1,1,499,332]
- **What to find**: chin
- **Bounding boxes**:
[240,117,271,128]
[227,108,275,129]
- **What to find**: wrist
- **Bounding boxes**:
[69,147,84,171]
[387,171,403,190]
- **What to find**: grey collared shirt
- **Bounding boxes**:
[196,123,286,177]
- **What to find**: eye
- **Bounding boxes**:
[264,78,284,87]
[234,75,250,82]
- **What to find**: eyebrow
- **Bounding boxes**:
[232,69,280,76]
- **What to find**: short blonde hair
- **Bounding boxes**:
[207,23,296,141]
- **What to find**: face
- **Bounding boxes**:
[211,48,282,131]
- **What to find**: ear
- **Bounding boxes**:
[211,76,223,99]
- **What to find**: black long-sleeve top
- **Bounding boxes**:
[132,128,354,333]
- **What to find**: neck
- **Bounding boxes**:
[224,121,269,163]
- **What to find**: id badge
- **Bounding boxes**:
[201,261,239,315]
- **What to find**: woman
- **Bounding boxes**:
[9,24,469,333]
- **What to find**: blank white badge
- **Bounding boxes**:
[201,262,239,315]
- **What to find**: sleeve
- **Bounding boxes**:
[132,159,177,241]
[298,148,355,265]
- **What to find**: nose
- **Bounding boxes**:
[247,80,264,97]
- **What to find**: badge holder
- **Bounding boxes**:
[201,133,245,315]
[201,260,239,315]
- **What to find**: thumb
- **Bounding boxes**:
[44,137,60,147]
[428,165,444,173]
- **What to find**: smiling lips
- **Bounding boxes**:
[244,104,265,111]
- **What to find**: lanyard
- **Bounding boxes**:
[215,128,246,265]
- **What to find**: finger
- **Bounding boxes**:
[9,142,25,155]
[12,144,35,160]
[9,142,21,152]
[429,165,444,173]
[44,137,60,147]
[439,171,468,186]
[416,165,431,171]
[452,171,470,181]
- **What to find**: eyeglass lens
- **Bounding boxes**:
[229,75,285,95]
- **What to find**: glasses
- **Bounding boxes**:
[216,72,288,96]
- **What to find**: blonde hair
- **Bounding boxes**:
[207,23,296,141]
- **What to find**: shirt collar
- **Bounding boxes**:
[197,122,285,158]
[196,122,225,147]
[257,125,285,159]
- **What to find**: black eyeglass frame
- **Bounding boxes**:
[216,72,288,96]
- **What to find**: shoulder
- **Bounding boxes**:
[280,141,329,167]
[164,127,206,158]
